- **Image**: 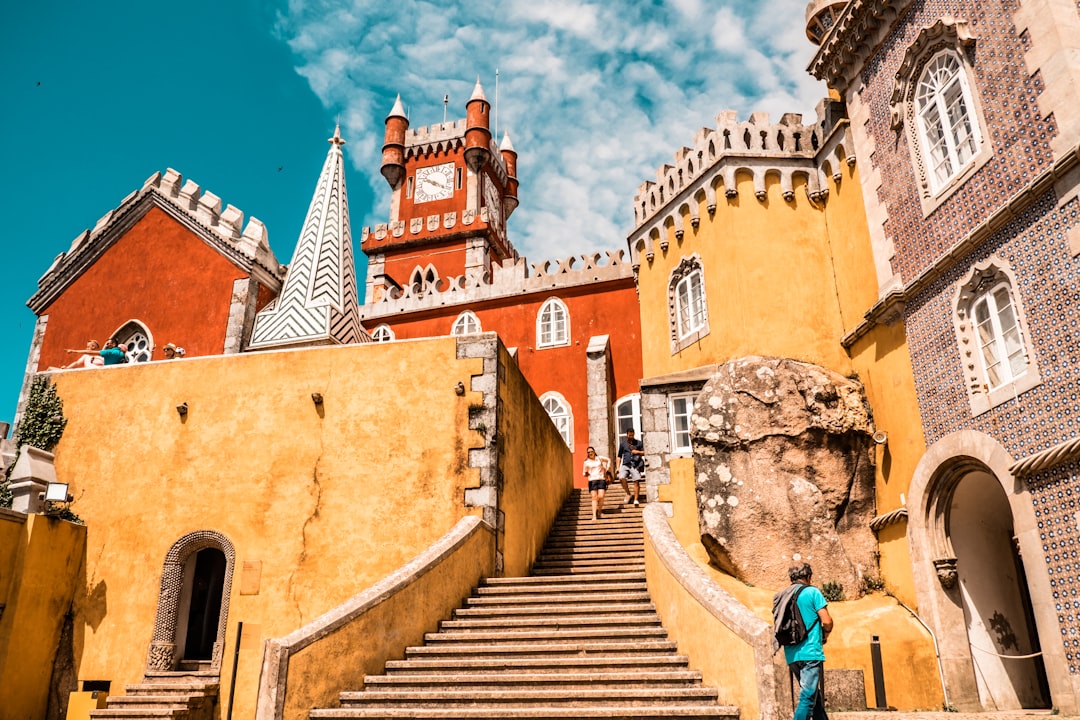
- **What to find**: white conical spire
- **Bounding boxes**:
[499,131,515,152]
[469,77,487,102]
[249,125,368,349]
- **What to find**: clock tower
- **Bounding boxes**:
[365,79,520,303]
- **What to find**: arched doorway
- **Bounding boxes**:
[177,548,227,664]
[908,431,1063,712]
[949,469,1049,709]
[146,531,235,673]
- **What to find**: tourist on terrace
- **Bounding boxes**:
[62,340,104,369]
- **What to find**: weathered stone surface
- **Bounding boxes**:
[692,356,877,596]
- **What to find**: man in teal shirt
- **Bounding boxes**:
[784,562,834,720]
[99,338,126,366]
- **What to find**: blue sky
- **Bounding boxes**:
[0,0,825,427]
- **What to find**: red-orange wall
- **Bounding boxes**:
[38,207,257,368]
[372,280,643,485]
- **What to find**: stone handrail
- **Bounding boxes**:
[255,515,495,720]
[642,504,790,720]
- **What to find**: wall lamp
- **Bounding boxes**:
[872,431,888,445]
[454,382,465,396]
[311,393,324,406]
[176,402,188,417]
[40,481,73,517]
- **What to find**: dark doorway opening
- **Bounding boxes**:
[183,548,226,661]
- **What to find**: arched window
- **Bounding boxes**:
[954,258,1041,415]
[540,392,573,448]
[536,298,570,348]
[112,320,153,363]
[668,255,709,353]
[915,52,980,192]
[452,311,481,336]
[371,324,395,343]
[614,394,641,442]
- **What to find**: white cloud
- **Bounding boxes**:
[276,0,827,263]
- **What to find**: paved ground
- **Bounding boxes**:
[835,713,1076,720]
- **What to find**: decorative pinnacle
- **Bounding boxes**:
[329,124,346,147]
[500,131,515,152]
[470,77,487,102]
[388,94,407,120]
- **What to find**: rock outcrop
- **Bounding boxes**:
[692,356,877,596]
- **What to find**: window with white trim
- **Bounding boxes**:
[371,324,395,343]
[669,393,696,454]
[954,258,1040,415]
[615,394,641,443]
[537,298,570,348]
[451,311,481,336]
[915,52,980,193]
[668,255,709,353]
[540,392,573,448]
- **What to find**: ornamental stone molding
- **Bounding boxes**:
[146,530,236,674]
[889,16,976,131]
[359,250,634,320]
[627,105,855,267]
[933,556,959,589]
[28,169,285,315]
[807,0,914,93]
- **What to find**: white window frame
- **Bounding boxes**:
[953,257,1041,416]
[915,52,981,194]
[668,392,696,455]
[371,324,395,343]
[536,297,570,348]
[112,319,154,363]
[451,311,481,336]
[668,255,710,354]
[540,392,574,449]
[614,394,642,444]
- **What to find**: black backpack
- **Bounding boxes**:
[773,584,819,647]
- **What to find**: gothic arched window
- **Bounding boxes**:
[451,311,481,336]
[668,255,709,353]
[540,392,573,448]
[915,52,980,192]
[371,324,395,343]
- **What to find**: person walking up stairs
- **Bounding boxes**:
[312,489,737,719]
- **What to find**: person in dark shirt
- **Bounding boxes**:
[615,428,646,506]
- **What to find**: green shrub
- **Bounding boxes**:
[821,581,846,602]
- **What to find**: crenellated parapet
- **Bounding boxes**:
[29,168,285,314]
[404,120,510,184]
[627,103,856,266]
[360,249,633,319]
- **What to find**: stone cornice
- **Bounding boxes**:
[28,172,284,314]
[807,0,913,93]
[359,251,634,322]
[841,137,1080,348]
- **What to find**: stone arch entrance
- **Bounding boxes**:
[146,530,235,673]
[908,430,1060,711]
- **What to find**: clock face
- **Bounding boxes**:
[414,162,455,203]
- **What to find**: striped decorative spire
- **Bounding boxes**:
[249,125,368,349]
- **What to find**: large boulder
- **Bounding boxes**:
[692,356,877,596]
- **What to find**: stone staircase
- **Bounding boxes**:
[312,489,737,719]
[89,672,219,719]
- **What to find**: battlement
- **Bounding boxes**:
[30,169,285,313]
[360,249,633,320]
[404,118,509,179]
[628,101,856,265]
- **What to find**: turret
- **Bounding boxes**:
[381,95,409,189]
[804,0,847,45]
[500,131,519,217]
[464,79,492,174]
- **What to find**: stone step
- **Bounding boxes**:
[383,655,692,674]
[474,580,646,595]
[340,687,717,707]
[404,640,680,659]
[423,626,669,644]
[311,706,739,718]
[123,683,217,696]
[481,572,645,585]
[465,591,652,606]
[360,670,704,690]
[439,613,662,630]
[454,603,656,619]
[536,550,645,563]
[531,564,647,576]
[90,711,187,719]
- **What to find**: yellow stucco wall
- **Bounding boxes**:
[0,511,86,719]
[657,457,943,710]
[44,336,567,720]
[497,344,575,576]
[637,172,856,380]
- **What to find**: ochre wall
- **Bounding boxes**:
[37,207,256,366]
[636,173,855,380]
[47,338,493,720]
[373,281,643,481]
[0,511,86,719]
[657,458,943,710]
